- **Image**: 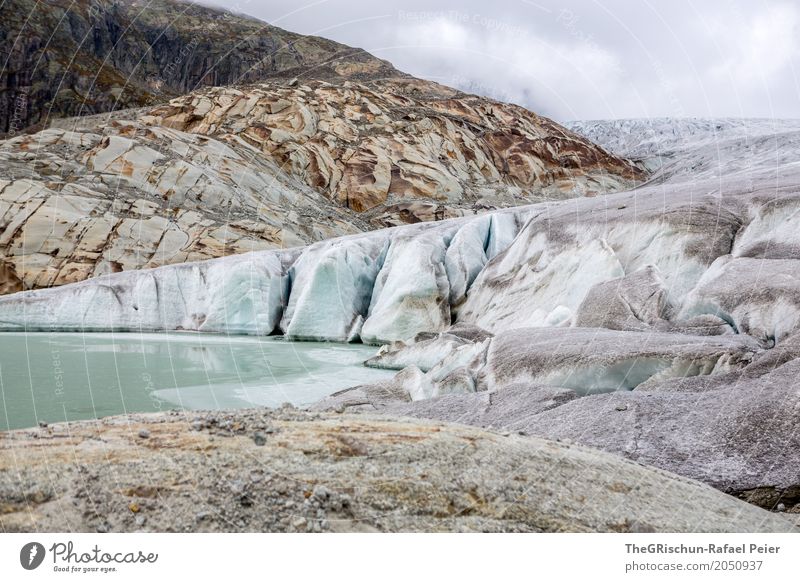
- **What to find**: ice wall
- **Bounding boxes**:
[1,183,798,346]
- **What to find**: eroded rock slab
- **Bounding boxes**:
[0,409,794,533]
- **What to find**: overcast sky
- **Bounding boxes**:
[206,0,799,122]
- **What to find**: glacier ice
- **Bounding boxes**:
[679,255,800,345]
[359,228,457,344]
[0,251,290,334]
[281,234,389,341]
[0,153,798,353]
[457,230,625,331]
[478,327,760,394]
[733,197,800,260]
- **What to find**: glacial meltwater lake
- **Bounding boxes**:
[0,332,395,431]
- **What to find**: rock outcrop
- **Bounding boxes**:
[0,82,640,294]
[1,0,400,136]
[1,408,794,533]
[0,0,641,294]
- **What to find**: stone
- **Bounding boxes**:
[0,409,794,533]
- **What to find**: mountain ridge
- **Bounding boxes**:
[1,0,403,135]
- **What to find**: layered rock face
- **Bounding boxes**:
[143,78,641,218]
[0,126,363,290]
[1,0,400,135]
[0,79,640,293]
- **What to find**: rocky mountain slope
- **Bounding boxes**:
[1,0,400,136]
[2,408,795,532]
[4,117,796,511]
[0,78,640,293]
[0,0,642,294]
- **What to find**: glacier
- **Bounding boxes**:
[1,117,799,353]
[3,117,800,503]
[1,178,799,347]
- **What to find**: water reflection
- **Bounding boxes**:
[0,332,391,430]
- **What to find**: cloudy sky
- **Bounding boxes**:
[208,0,799,122]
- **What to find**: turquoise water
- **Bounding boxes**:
[0,332,393,430]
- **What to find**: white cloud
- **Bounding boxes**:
[711,3,799,84]
[207,0,800,120]
[388,14,627,119]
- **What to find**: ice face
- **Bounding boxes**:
[281,234,389,342]
[733,198,800,260]
[679,256,800,345]
[360,229,457,345]
[458,230,625,332]
[444,215,491,308]
[0,251,290,334]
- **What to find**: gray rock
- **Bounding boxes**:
[385,383,578,431]
[311,366,417,412]
[0,409,794,533]
[575,266,672,331]
[521,358,800,500]
[365,333,471,372]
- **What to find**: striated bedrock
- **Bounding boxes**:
[0,79,641,294]
[141,78,642,215]
[1,409,796,533]
[0,126,367,291]
[1,172,799,343]
[0,0,400,135]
